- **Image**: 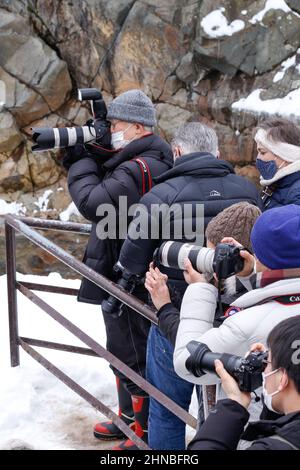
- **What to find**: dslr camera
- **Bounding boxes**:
[154,241,244,280]
[104,241,245,317]
[186,341,268,392]
[101,262,143,318]
[31,88,111,151]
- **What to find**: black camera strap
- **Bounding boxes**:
[132,157,153,196]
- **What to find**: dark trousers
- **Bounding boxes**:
[146,325,195,449]
[102,288,150,396]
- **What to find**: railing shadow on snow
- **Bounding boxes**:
[3,215,198,450]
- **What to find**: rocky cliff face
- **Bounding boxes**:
[1,0,300,275]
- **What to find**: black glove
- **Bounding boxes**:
[62,142,118,171]
[62,143,89,170]
[62,118,114,170]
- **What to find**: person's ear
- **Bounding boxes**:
[278,369,289,392]
[216,149,220,159]
[135,123,143,134]
[173,146,181,160]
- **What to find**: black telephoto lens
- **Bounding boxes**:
[186,341,243,377]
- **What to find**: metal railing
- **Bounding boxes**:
[4,215,197,450]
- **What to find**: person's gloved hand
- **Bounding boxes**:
[62,143,88,170]
[61,118,113,170]
[62,141,117,171]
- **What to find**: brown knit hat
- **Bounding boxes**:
[205,202,262,252]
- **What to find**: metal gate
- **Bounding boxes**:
[4,215,198,450]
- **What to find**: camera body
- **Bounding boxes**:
[101,262,142,318]
[31,88,111,152]
[185,341,268,392]
[154,241,244,280]
[213,243,244,279]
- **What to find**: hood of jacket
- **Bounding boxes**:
[102,133,173,171]
[242,411,300,448]
[232,278,300,309]
[154,152,235,184]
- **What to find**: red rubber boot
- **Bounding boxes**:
[112,395,149,450]
[94,377,135,440]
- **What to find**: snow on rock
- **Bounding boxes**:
[34,189,53,212]
[59,202,81,222]
[201,7,245,38]
[232,87,300,117]
[200,1,298,39]
[0,199,26,216]
[273,50,300,82]
[250,0,294,24]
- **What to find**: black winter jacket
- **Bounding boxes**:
[67,134,173,303]
[119,152,263,286]
[188,398,300,450]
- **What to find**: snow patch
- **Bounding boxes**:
[59,202,80,222]
[0,199,26,216]
[273,50,300,82]
[34,189,53,212]
[250,0,292,24]
[201,7,245,38]
[232,87,300,117]
[201,1,299,40]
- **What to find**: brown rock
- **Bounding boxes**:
[106,3,185,99]
[27,145,62,189]
[213,122,256,165]
[235,164,260,186]
[156,103,192,141]
[0,9,72,126]
[0,110,23,152]
[1,0,300,280]
[0,143,33,194]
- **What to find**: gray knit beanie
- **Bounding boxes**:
[107,89,156,126]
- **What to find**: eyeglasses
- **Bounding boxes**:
[261,350,272,370]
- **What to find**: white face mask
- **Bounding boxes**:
[262,368,281,414]
[111,124,134,149]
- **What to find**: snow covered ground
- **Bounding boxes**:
[0,272,197,450]
[0,272,116,450]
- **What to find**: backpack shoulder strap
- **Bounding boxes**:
[268,435,299,450]
[131,157,153,196]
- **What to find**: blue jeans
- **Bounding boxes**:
[146,325,195,450]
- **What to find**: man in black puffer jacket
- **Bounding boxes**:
[188,316,300,450]
[118,122,263,450]
[66,90,173,449]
